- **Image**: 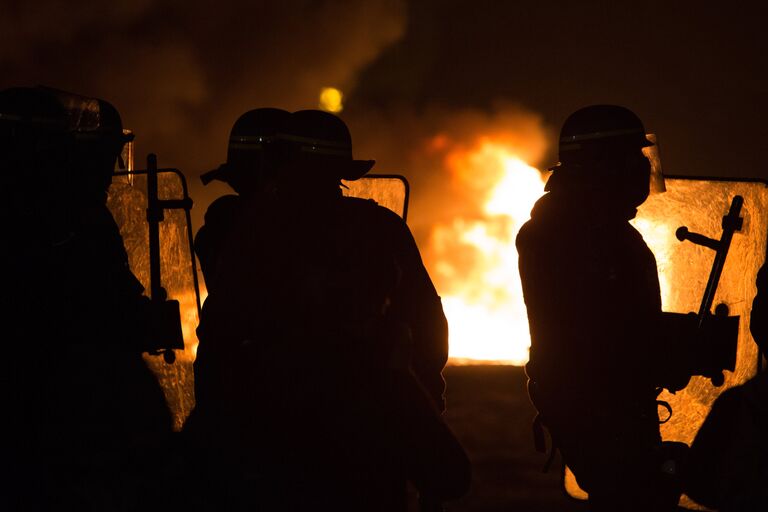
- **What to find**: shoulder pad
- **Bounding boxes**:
[341,195,379,207]
[341,195,405,219]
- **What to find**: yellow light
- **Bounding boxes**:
[319,87,344,113]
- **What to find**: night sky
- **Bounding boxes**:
[352,1,767,179]
[4,1,765,177]
[3,0,767,238]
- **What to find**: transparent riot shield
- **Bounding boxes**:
[107,163,200,431]
[564,176,768,509]
[106,172,407,431]
[342,174,410,220]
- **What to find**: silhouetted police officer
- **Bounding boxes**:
[1,87,173,511]
[193,110,469,510]
[185,108,290,509]
[517,105,684,511]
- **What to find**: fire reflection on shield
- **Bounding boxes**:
[565,177,768,509]
[107,172,410,430]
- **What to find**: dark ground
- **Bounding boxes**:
[442,366,698,511]
[442,365,588,512]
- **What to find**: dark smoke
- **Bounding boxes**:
[3,0,554,268]
[1,0,407,173]
[2,0,408,230]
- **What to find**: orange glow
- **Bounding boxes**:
[429,138,547,365]
[184,287,206,359]
[629,216,674,307]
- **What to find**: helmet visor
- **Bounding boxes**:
[643,133,666,194]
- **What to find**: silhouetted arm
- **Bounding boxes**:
[193,194,241,292]
[388,215,449,412]
[53,204,152,347]
[518,217,665,391]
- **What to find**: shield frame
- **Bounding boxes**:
[342,173,410,220]
[108,163,201,429]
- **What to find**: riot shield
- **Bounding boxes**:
[106,171,407,430]
[342,174,410,219]
[107,162,200,431]
[564,176,768,509]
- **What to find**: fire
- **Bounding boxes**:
[430,138,547,365]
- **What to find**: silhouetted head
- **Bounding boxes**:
[53,89,134,202]
[201,108,290,195]
[557,105,652,165]
[278,110,374,192]
[546,105,654,210]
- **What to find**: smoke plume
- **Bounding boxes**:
[346,103,552,242]
[2,0,407,172]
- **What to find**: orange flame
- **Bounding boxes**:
[428,137,547,365]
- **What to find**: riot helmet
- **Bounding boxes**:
[556,104,652,165]
[546,105,663,208]
[47,88,134,201]
[201,108,290,195]
[278,110,374,183]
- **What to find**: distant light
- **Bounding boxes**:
[319,87,344,113]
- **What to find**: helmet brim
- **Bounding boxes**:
[341,159,375,181]
[551,135,655,171]
[200,163,230,186]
